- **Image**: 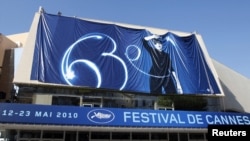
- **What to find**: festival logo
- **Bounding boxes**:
[87,109,115,124]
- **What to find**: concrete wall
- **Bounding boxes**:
[212,59,250,113]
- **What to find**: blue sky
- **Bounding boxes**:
[1,0,250,78]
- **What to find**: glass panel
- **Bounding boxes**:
[91,132,110,139]
[112,132,130,140]
[52,96,80,106]
[43,131,63,139]
[65,131,76,141]
[0,130,6,140]
[169,133,178,141]
[78,132,89,141]
[6,130,17,141]
[20,130,41,138]
[151,133,168,140]
[189,133,204,139]
[179,133,188,141]
[132,132,149,140]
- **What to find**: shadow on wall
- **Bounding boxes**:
[219,79,244,113]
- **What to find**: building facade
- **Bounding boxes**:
[0,9,250,141]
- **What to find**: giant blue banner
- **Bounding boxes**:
[0,103,249,128]
[30,13,221,94]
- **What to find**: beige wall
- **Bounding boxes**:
[0,33,28,101]
[32,94,52,105]
[0,34,18,69]
[0,34,17,100]
[212,59,250,113]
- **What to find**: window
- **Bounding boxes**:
[169,133,178,141]
[78,132,89,141]
[189,133,204,140]
[42,131,63,139]
[151,133,168,140]
[52,96,80,106]
[91,132,110,139]
[20,130,41,139]
[112,132,130,140]
[179,133,188,141]
[132,133,149,140]
[65,131,76,141]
